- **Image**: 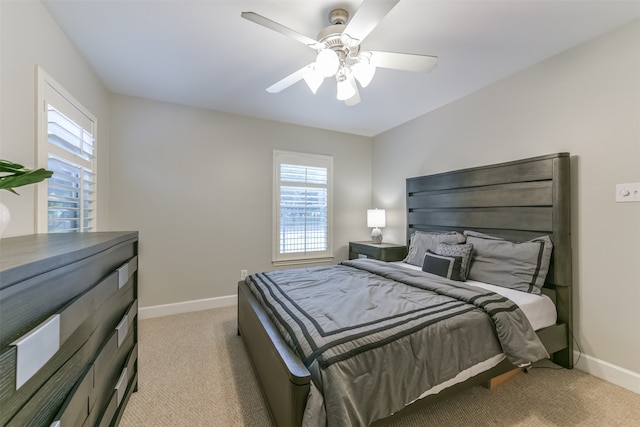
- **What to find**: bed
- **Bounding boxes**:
[237,153,573,427]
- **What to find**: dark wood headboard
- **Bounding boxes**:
[406,153,573,367]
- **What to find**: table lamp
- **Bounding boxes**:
[367,209,386,244]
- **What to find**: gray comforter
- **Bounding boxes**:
[247,259,548,426]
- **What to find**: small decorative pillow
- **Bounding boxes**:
[422,250,463,281]
[404,231,466,266]
[463,230,553,295]
[435,243,473,281]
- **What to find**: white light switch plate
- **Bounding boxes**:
[616,182,640,202]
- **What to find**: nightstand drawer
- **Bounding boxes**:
[349,241,407,262]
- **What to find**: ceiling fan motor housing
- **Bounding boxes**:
[317,9,361,62]
[328,8,348,25]
[316,24,346,48]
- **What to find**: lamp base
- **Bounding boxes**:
[371,228,383,244]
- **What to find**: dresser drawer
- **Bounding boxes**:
[95,344,138,427]
[0,270,137,426]
[6,328,99,427]
[49,300,138,427]
[88,316,137,427]
[50,365,94,427]
[93,301,137,396]
[0,241,136,350]
[0,232,139,427]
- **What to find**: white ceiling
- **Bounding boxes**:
[42,0,640,137]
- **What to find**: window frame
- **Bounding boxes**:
[36,66,98,233]
[272,150,334,265]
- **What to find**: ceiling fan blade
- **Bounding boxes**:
[342,0,400,44]
[370,51,438,72]
[266,64,314,93]
[241,12,320,48]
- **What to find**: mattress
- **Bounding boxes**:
[392,261,557,331]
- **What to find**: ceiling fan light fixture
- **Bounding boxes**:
[303,67,324,94]
[352,59,376,88]
[243,3,438,104]
[315,49,340,77]
[344,89,361,106]
[336,72,357,101]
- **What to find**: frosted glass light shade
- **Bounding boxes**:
[336,74,356,101]
[315,49,339,77]
[367,209,386,228]
[303,68,324,94]
[344,89,361,106]
[352,61,376,88]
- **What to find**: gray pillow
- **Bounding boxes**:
[463,230,553,295]
[435,243,473,281]
[422,250,462,281]
[404,231,466,266]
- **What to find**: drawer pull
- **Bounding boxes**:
[117,263,129,289]
[117,256,138,289]
[116,315,129,348]
[115,368,127,406]
[11,315,60,389]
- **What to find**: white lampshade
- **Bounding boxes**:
[315,49,340,77]
[352,59,376,88]
[336,73,357,101]
[367,209,386,228]
[303,67,324,94]
[367,209,385,244]
[344,88,361,106]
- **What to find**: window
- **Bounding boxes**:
[273,151,333,264]
[36,67,97,233]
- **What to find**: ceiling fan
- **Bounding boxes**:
[241,0,438,106]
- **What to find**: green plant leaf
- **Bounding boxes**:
[0,159,27,173]
[0,159,53,195]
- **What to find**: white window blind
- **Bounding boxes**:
[37,67,97,233]
[273,151,333,264]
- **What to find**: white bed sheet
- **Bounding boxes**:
[392,261,557,331]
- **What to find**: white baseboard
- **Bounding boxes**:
[574,351,640,394]
[139,294,237,320]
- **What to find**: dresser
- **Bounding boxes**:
[0,232,139,427]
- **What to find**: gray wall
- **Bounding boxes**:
[0,0,111,234]
[372,21,640,375]
[108,94,372,307]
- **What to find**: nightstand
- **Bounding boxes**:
[349,241,408,262]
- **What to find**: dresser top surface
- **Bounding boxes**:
[0,232,138,289]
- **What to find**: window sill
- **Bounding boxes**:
[272,257,334,267]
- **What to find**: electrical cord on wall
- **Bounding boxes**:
[527,325,582,372]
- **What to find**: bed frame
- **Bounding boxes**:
[237,153,572,427]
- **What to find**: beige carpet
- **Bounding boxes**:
[120,306,640,426]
